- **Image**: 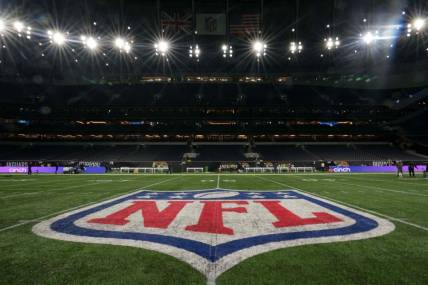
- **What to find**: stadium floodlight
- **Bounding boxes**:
[0,19,5,32]
[48,30,67,46]
[362,32,376,45]
[115,37,125,48]
[252,40,267,58]
[155,40,169,56]
[189,44,200,59]
[13,21,24,33]
[114,37,132,53]
[81,35,98,51]
[25,26,31,39]
[412,18,425,31]
[325,37,340,50]
[289,41,303,54]
[222,44,233,58]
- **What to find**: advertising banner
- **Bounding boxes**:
[0,166,105,174]
[329,166,427,173]
[0,166,64,173]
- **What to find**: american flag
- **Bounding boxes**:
[230,14,260,36]
[161,12,193,34]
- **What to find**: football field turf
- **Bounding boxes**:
[0,173,427,285]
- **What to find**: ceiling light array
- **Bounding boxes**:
[222,44,233,58]
[289,41,303,54]
[12,20,32,39]
[252,40,267,58]
[114,37,132,53]
[0,14,426,60]
[81,35,99,51]
[189,44,200,60]
[155,40,169,56]
[325,37,340,50]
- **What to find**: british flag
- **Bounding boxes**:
[160,11,193,34]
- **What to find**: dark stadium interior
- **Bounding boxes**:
[0,0,427,168]
[1,1,428,285]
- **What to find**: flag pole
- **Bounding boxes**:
[226,0,229,40]
[157,0,161,33]
[260,0,264,33]
[192,0,196,35]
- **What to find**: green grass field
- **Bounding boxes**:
[0,173,427,285]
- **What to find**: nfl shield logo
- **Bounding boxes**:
[33,189,394,280]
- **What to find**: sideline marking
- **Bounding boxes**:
[256,176,428,232]
[0,177,180,233]
[217,174,220,188]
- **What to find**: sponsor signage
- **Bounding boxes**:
[330,166,427,173]
[0,166,105,174]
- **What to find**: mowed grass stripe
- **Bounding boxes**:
[333,181,428,197]
[0,177,90,191]
[0,176,181,231]
[276,174,428,227]
[345,175,428,190]
[0,176,108,192]
[0,180,122,197]
[0,174,427,285]
[1,192,41,199]
[256,175,428,232]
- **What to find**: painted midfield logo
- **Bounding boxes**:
[33,189,395,280]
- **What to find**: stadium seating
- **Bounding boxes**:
[191,145,247,161]
[355,145,426,160]
[0,145,186,162]
[1,143,425,163]
[255,145,317,161]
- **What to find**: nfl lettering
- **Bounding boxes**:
[33,189,394,280]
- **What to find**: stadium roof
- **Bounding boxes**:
[0,0,427,81]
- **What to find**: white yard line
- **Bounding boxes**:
[0,177,180,233]
[256,176,428,232]
[217,173,220,188]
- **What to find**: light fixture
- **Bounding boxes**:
[252,40,267,58]
[222,44,233,58]
[412,18,425,31]
[289,41,303,54]
[362,32,376,45]
[13,21,24,33]
[0,19,5,32]
[81,35,98,50]
[189,44,200,59]
[48,30,66,46]
[325,37,340,50]
[155,40,170,56]
[114,37,132,53]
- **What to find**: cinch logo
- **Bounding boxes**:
[333,167,351,173]
[33,189,394,281]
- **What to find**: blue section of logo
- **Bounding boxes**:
[50,190,378,262]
